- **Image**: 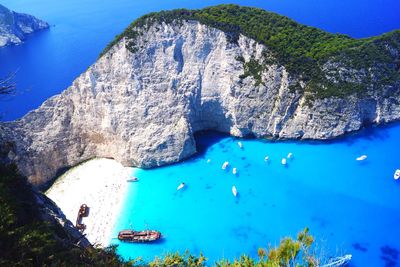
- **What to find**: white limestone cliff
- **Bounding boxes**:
[0,4,49,47]
[1,21,399,185]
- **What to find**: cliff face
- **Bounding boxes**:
[0,4,49,47]
[1,20,400,185]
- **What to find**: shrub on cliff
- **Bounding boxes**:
[101,4,400,98]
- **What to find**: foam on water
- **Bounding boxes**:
[112,125,400,266]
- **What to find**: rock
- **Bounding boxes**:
[0,20,399,186]
[0,4,49,47]
[33,188,91,248]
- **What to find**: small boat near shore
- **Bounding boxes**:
[127,177,139,182]
[356,155,367,161]
[238,142,243,149]
[232,186,238,197]
[281,158,287,165]
[287,152,293,159]
[118,230,161,243]
[394,169,400,180]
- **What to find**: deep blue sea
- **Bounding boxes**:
[1,0,400,266]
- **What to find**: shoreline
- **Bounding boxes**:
[45,158,133,247]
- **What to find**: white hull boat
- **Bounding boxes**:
[237,142,243,149]
[356,155,367,161]
[232,186,237,197]
[177,183,185,191]
[281,158,287,165]
[222,161,229,170]
[232,168,237,175]
[287,152,293,159]
[394,169,400,180]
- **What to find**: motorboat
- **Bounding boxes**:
[356,155,367,161]
[238,142,243,149]
[232,186,238,197]
[127,177,139,182]
[281,158,287,165]
[394,169,400,180]
[232,168,237,175]
[177,182,185,191]
[287,152,293,159]
[222,161,229,170]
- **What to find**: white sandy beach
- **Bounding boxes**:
[46,158,133,247]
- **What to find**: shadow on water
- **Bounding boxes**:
[352,242,368,252]
[380,245,399,267]
[194,122,400,155]
[195,131,230,156]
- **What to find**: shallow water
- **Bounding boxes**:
[2,1,400,266]
[112,125,400,266]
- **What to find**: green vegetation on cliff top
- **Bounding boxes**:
[101,4,400,98]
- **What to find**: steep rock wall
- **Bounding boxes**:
[1,21,399,185]
[0,4,49,47]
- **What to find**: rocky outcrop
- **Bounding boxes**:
[1,20,399,185]
[33,188,91,248]
[0,4,49,47]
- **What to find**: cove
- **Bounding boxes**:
[112,124,400,266]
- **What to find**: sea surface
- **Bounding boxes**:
[113,127,400,266]
[1,0,400,266]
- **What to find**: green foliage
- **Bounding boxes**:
[240,58,265,86]
[0,164,132,267]
[0,164,330,266]
[100,4,400,98]
[140,228,319,267]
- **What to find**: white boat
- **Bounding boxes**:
[232,168,237,175]
[264,156,269,161]
[356,155,367,161]
[207,159,211,163]
[281,158,287,165]
[394,169,400,180]
[232,186,237,197]
[287,152,293,159]
[222,161,229,170]
[238,142,243,149]
[127,177,139,182]
[176,183,185,191]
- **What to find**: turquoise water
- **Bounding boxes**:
[112,125,400,266]
[2,1,400,266]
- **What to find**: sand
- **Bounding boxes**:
[45,158,133,247]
